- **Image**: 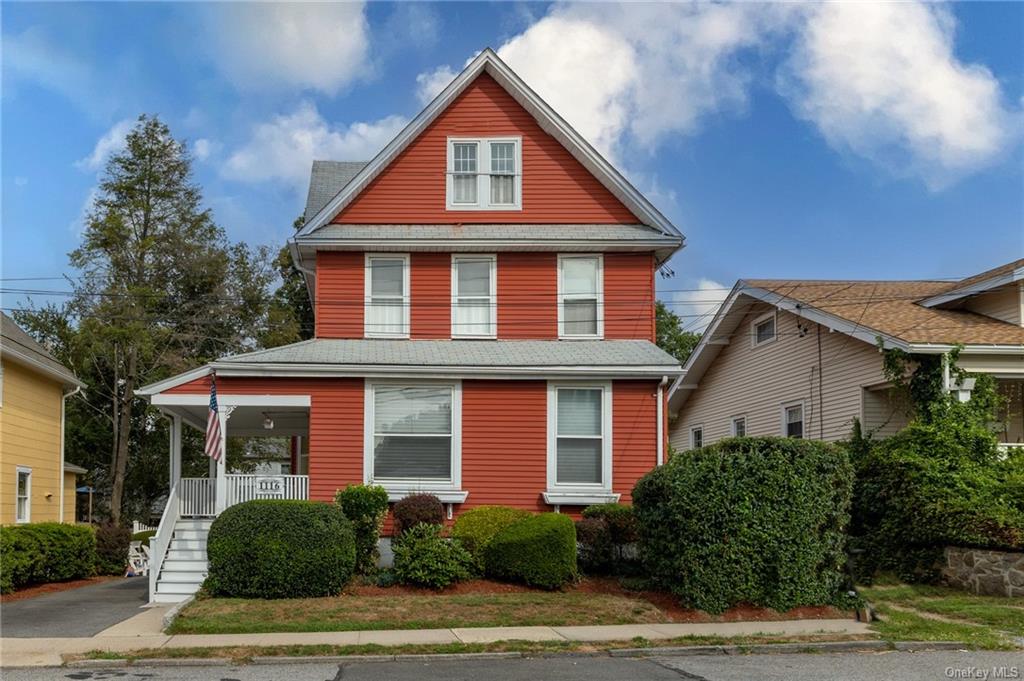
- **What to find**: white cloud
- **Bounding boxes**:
[193,138,214,161]
[668,278,730,333]
[415,65,456,105]
[205,2,370,94]
[75,119,133,172]
[780,2,1020,189]
[70,186,100,236]
[223,101,407,190]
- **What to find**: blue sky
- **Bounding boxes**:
[3,2,1022,330]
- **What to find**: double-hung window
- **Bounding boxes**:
[451,255,496,337]
[731,416,746,437]
[365,255,409,338]
[366,383,461,493]
[690,426,704,449]
[15,467,31,523]
[546,383,613,498]
[784,403,804,438]
[558,255,603,338]
[446,138,521,210]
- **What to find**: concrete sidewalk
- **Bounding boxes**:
[0,616,871,667]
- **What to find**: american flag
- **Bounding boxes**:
[205,374,223,461]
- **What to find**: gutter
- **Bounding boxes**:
[59,385,82,522]
[656,375,668,465]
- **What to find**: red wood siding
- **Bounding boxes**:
[334,73,638,224]
[497,253,558,339]
[612,380,659,504]
[315,252,363,338]
[605,253,656,342]
[410,253,450,339]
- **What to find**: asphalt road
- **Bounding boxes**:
[0,577,149,638]
[5,651,1021,681]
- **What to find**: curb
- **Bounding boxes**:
[135,657,232,667]
[65,659,130,668]
[249,652,523,665]
[892,641,968,651]
[161,594,196,631]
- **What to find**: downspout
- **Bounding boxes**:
[656,376,668,466]
[60,385,82,523]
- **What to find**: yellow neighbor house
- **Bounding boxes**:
[1,313,86,525]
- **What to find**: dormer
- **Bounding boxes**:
[919,259,1024,327]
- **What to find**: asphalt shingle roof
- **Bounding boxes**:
[1,312,82,385]
[303,161,368,222]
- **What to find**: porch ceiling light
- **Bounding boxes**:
[263,413,274,430]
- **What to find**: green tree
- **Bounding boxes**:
[655,301,700,364]
[260,216,314,348]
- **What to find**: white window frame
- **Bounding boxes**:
[782,401,806,439]
[450,254,497,338]
[690,425,704,450]
[15,466,31,523]
[446,137,523,211]
[751,310,777,348]
[364,253,410,339]
[557,254,604,340]
[546,382,613,496]
[363,380,464,500]
[731,415,747,437]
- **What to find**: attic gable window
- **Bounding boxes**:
[446,137,521,210]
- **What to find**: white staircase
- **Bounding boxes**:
[152,517,211,603]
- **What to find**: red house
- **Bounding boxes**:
[139,49,684,602]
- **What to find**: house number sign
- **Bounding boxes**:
[255,476,285,499]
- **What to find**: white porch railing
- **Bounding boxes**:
[179,477,217,517]
[149,483,179,602]
[225,474,310,507]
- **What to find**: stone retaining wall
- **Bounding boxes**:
[941,547,1024,597]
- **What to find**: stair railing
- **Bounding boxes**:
[149,483,180,602]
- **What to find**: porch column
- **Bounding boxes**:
[214,406,235,513]
[169,415,182,492]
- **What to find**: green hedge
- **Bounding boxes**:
[336,484,389,574]
[451,505,529,566]
[392,523,475,589]
[95,523,132,575]
[634,437,853,614]
[206,500,356,599]
[0,523,96,593]
[575,517,613,574]
[581,503,638,544]
[392,494,444,537]
[484,513,577,589]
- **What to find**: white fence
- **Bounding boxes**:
[132,520,157,534]
[179,477,216,517]
[225,474,310,507]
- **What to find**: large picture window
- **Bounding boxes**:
[558,255,603,338]
[446,138,522,210]
[451,255,496,337]
[365,255,409,337]
[546,383,612,495]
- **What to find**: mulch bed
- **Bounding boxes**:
[344,576,849,623]
[0,576,121,604]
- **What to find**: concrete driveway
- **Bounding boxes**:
[1,577,149,638]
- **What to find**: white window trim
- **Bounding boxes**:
[730,415,747,437]
[557,254,604,340]
[363,379,464,497]
[364,253,410,339]
[751,310,777,348]
[446,137,523,211]
[781,400,806,439]
[546,382,613,497]
[15,466,31,524]
[451,254,497,339]
[690,424,704,450]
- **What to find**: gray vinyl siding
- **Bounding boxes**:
[861,387,910,439]
[670,304,891,449]
[964,284,1022,326]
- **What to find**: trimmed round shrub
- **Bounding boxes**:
[634,437,853,614]
[0,523,96,593]
[392,523,475,589]
[206,500,356,599]
[392,493,444,537]
[581,503,638,544]
[451,505,529,564]
[95,523,132,575]
[336,484,389,574]
[484,513,577,589]
[575,517,613,574]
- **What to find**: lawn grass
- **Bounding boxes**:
[169,592,667,635]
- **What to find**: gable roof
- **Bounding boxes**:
[293,48,682,244]
[1,312,84,388]
[303,161,368,223]
[919,258,1024,308]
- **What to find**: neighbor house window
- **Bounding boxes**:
[752,311,777,347]
[547,383,612,490]
[368,384,459,485]
[731,416,746,437]
[446,138,521,210]
[15,467,31,523]
[365,255,409,337]
[784,403,804,438]
[690,426,703,449]
[451,255,496,337]
[558,255,603,338]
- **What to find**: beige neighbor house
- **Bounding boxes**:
[0,313,86,524]
[668,259,1024,451]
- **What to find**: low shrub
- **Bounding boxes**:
[451,505,529,565]
[336,484,389,574]
[633,437,853,614]
[581,504,638,544]
[0,523,96,593]
[206,500,356,599]
[131,530,156,548]
[95,523,132,575]
[485,513,577,589]
[392,523,474,589]
[392,494,444,537]
[575,517,613,574]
